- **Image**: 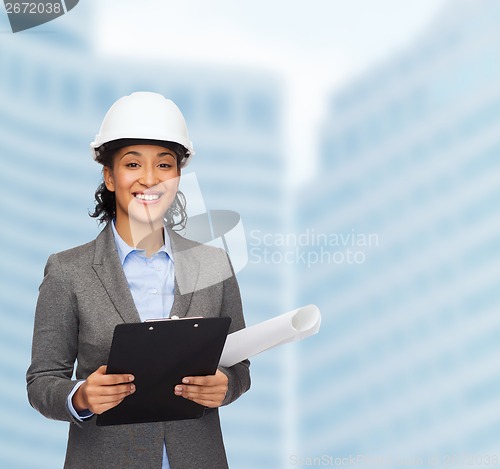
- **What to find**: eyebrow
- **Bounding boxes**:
[120,151,176,159]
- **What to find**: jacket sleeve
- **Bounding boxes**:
[26,254,82,423]
[217,250,251,406]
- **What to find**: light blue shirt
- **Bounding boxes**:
[112,221,175,321]
[67,221,175,468]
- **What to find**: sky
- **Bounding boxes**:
[96,0,450,184]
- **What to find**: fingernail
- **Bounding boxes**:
[175,386,182,392]
[129,375,134,381]
[182,378,189,384]
[131,384,136,393]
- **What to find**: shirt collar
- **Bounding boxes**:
[111,220,173,265]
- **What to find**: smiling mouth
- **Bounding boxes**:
[134,192,162,201]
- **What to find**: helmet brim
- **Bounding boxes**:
[97,138,191,155]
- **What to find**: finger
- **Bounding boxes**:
[175,384,226,396]
[90,393,129,408]
[92,373,135,386]
[181,376,212,386]
[91,366,135,386]
[87,388,135,413]
[175,388,225,399]
[175,387,226,405]
[88,383,136,397]
[98,388,134,403]
[103,373,135,385]
[180,376,225,387]
[92,397,126,415]
[182,370,228,386]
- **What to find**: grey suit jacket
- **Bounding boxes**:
[27,224,250,469]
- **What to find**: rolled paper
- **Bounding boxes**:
[219,304,321,367]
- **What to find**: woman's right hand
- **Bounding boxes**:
[72,365,135,415]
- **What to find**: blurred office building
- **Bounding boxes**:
[296,0,500,466]
[0,7,286,469]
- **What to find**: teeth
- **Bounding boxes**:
[135,193,161,201]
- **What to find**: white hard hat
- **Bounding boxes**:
[90,92,195,167]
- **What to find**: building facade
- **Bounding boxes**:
[296,0,500,466]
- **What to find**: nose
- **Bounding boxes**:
[138,166,159,187]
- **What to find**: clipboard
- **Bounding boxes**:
[96,316,231,426]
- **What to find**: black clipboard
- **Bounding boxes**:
[96,316,231,426]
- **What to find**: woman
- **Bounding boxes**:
[27,92,250,469]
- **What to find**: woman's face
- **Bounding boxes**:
[104,144,180,228]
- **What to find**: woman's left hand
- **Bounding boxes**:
[174,369,228,408]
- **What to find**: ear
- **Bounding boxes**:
[103,166,115,192]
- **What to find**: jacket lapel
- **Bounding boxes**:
[169,229,200,318]
[92,224,141,324]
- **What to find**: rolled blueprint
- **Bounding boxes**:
[219,304,321,367]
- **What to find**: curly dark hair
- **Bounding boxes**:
[89,139,188,230]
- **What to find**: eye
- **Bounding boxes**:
[159,163,174,169]
[126,162,140,168]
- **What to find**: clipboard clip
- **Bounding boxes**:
[145,316,204,322]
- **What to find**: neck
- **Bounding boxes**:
[114,216,165,257]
